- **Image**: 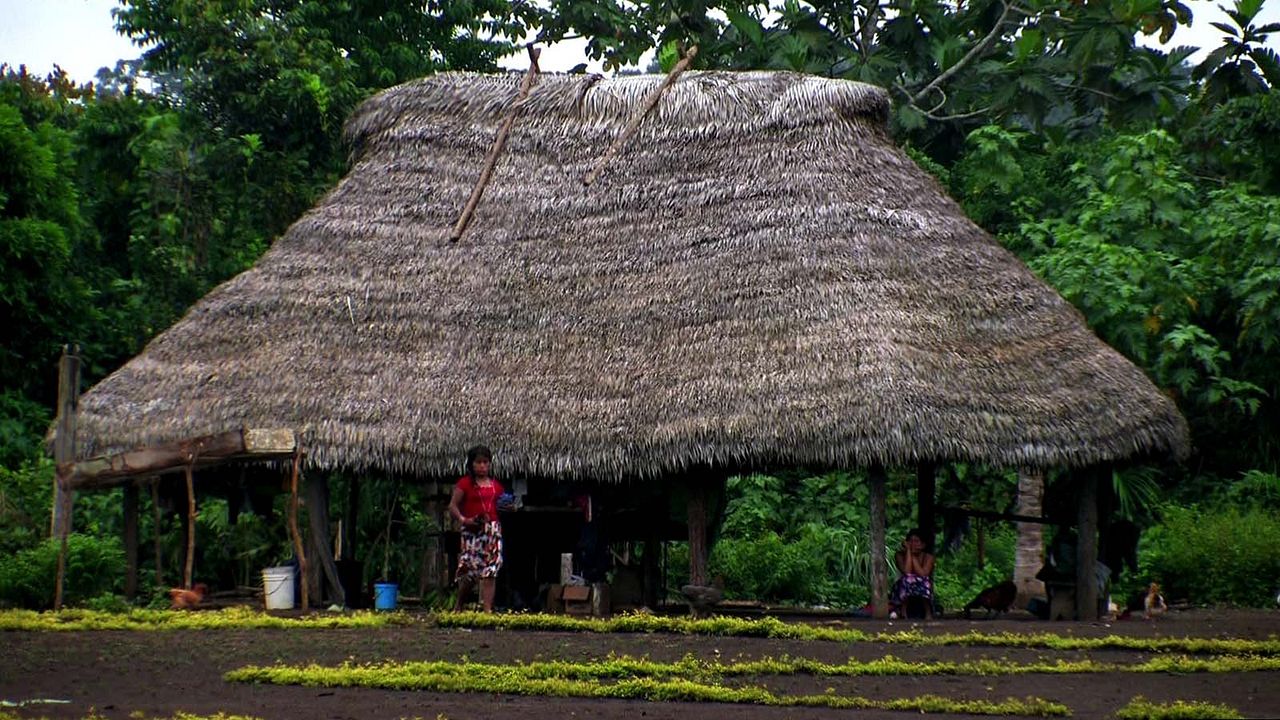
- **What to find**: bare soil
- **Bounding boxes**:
[3,608,1279,719]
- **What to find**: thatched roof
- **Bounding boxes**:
[72,71,1189,480]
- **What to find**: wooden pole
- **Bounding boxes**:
[869,464,889,619]
[288,449,310,610]
[52,486,72,610]
[51,345,80,536]
[151,479,164,587]
[124,482,139,600]
[1075,467,1100,620]
[916,462,936,550]
[686,480,707,587]
[305,473,344,607]
[449,45,541,242]
[583,46,699,187]
[52,345,80,610]
[183,462,196,589]
[1013,468,1046,607]
[976,520,986,570]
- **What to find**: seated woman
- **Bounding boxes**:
[891,528,936,619]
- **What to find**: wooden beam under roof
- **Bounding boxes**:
[58,428,297,491]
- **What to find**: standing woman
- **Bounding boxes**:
[449,445,505,612]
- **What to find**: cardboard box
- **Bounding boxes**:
[562,585,591,602]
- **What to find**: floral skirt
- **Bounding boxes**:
[457,521,503,581]
[890,573,934,608]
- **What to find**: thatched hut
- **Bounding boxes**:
[58,70,1188,617]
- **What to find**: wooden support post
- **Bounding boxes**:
[183,463,196,588]
[151,479,164,587]
[977,520,987,570]
[52,345,81,610]
[124,482,139,600]
[421,483,448,596]
[1075,467,1100,620]
[305,473,344,607]
[51,345,80,537]
[687,480,707,587]
[288,450,310,610]
[869,464,889,619]
[916,462,936,550]
[1013,468,1046,607]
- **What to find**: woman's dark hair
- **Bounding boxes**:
[466,445,492,476]
[905,528,931,551]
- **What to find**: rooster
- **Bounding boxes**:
[1142,582,1167,620]
[963,580,1017,619]
[169,583,209,610]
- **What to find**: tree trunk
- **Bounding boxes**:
[1013,469,1046,608]
[305,473,345,607]
[869,464,889,619]
[1075,468,1100,621]
[687,480,707,587]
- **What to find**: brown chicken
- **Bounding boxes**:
[963,580,1017,618]
[169,583,209,610]
[1142,582,1167,619]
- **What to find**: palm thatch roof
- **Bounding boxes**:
[72,71,1189,481]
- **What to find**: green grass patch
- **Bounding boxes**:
[5,608,1277,659]
[1114,696,1243,719]
[225,652,1280,687]
[225,660,1067,716]
[0,607,412,631]
[0,707,263,712]
[434,611,1280,656]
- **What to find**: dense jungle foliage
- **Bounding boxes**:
[2,0,1278,609]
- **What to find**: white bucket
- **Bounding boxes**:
[262,566,296,610]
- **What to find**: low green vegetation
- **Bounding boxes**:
[1114,696,1244,719]
[226,660,1069,716]
[0,606,411,631]
[432,611,1280,656]
[8,607,1276,658]
[230,652,1280,684]
[0,707,262,712]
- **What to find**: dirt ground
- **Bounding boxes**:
[3,607,1279,720]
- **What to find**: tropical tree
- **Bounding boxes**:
[1193,0,1280,106]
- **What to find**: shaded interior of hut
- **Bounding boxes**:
[140,463,725,614]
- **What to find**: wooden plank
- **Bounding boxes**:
[243,428,297,454]
[64,428,296,490]
[869,464,888,619]
[936,505,1055,526]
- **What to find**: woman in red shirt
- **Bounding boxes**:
[449,445,504,612]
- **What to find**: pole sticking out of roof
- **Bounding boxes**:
[582,45,699,188]
[449,45,542,243]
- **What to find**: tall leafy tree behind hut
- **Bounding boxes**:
[529,0,1198,152]
[113,0,524,240]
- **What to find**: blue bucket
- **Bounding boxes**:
[374,582,398,610]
